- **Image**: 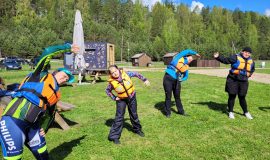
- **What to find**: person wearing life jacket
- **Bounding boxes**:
[105,65,150,144]
[214,47,255,120]
[163,49,200,118]
[0,44,79,160]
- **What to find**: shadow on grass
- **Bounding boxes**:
[105,118,133,132]
[258,107,270,112]
[82,79,107,83]
[154,101,175,116]
[192,101,227,114]
[59,84,74,88]
[50,114,78,129]
[50,135,86,160]
[80,76,107,83]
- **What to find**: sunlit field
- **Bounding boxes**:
[0,64,269,159]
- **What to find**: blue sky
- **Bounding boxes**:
[138,0,270,16]
[169,0,270,15]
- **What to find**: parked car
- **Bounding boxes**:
[5,56,17,61]
[0,59,22,70]
[16,57,30,65]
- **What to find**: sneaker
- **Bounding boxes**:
[228,112,235,119]
[108,138,120,144]
[135,131,145,137]
[244,112,253,120]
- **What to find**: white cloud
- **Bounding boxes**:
[132,0,162,10]
[190,1,204,13]
[265,9,270,17]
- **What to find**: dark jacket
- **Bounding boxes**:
[216,53,255,81]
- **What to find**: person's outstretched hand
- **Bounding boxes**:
[195,54,201,58]
[213,52,219,58]
[144,80,150,86]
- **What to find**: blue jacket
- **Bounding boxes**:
[165,49,197,80]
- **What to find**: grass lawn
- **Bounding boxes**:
[0,66,270,160]
[255,68,270,74]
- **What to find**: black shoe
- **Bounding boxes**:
[108,138,120,144]
[135,131,145,137]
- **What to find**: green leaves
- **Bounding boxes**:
[0,1,269,60]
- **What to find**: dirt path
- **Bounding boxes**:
[124,67,269,84]
[189,69,270,84]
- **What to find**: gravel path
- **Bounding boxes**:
[189,69,270,84]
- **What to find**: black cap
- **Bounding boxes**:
[242,47,252,53]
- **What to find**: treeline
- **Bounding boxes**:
[0,0,270,60]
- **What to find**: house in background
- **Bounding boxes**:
[131,53,152,67]
[163,52,177,65]
[163,52,220,67]
[189,60,220,67]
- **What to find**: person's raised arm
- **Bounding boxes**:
[174,49,200,61]
[214,52,236,64]
[126,71,150,86]
[33,44,79,76]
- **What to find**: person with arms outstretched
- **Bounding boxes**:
[105,65,150,144]
[0,44,79,160]
[163,49,200,118]
[214,47,255,119]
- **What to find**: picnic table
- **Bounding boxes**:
[0,97,75,130]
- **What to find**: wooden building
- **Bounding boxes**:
[84,42,115,71]
[163,52,220,67]
[64,42,115,73]
[131,53,152,67]
[163,52,177,65]
[189,60,220,67]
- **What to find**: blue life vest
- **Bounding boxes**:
[166,57,189,79]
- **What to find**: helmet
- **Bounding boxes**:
[57,68,75,83]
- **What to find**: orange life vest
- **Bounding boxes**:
[15,73,60,110]
[230,54,253,77]
[171,57,189,73]
[3,73,60,123]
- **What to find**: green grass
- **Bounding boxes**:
[1,68,269,160]
[255,68,270,74]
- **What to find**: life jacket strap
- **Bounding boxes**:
[17,88,50,107]
[4,98,24,116]
[24,103,44,123]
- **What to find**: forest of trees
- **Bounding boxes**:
[0,0,270,60]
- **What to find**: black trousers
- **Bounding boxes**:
[225,76,249,96]
[163,73,184,116]
[226,76,249,113]
[108,93,142,140]
[228,94,248,113]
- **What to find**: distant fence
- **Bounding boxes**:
[189,60,220,67]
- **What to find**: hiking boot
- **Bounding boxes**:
[108,138,120,144]
[244,112,253,120]
[228,112,235,119]
[135,131,145,137]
